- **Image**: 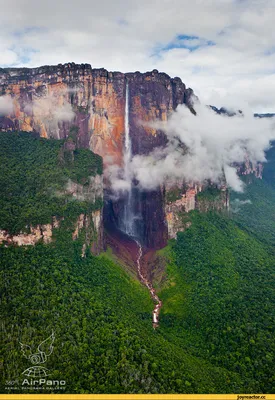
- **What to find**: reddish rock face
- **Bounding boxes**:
[0,64,194,162]
[124,71,195,248]
[0,63,195,249]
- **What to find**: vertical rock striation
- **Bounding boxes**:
[0,63,196,249]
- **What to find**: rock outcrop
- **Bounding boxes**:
[64,174,103,203]
[2,63,248,249]
[68,173,104,254]
[0,64,195,163]
[165,183,229,239]
[0,217,61,246]
[72,210,104,256]
[0,208,104,255]
[236,158,263,179]
[165,185,199,239]
[0,63,196,249]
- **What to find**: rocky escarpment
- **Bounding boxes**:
[69,172,104,255]
[72,210,104,256]
[0,64,194,162]
[1,64,260,250]
[0,217,61,246]
[236,158,263,179]
[165,182,229,239]
[0,180,104,255]
[0,63,196,249]
[0,128,104,254]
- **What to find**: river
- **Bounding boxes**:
[135,240,162,328]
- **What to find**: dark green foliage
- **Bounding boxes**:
[165,187,182,203]
[0,130,243,395]
[0,131,102,234]
[64,148,103,183]
[1,242,241,394]
[231,175,275,248]
[229,144,275,247]
[1,131,275,394]
[69,125,79,141]
[196,186,220,200]
[160,211,275,393]
[77,105,89,114]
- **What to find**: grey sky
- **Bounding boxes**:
[1,0,275,111]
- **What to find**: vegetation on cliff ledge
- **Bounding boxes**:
[1,131,242,395]
[0,131,102,234]
[1,239,242,394]
[1,131,275,394]
[159,195,275,393]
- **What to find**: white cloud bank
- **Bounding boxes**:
[31,94,74,122]
[27,93,75,138]
[231,199,252,213]
[0,0,275,111]
[108,101,275,192]
[0,96,14,116]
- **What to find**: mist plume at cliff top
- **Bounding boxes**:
[0,60,274,193]
[109,100,275,193]
[0,96,14,116]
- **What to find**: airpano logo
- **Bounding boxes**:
[20,331,55,378]
[5,331,66,391]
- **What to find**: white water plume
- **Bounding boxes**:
[109,99,275,193]
[121,82,136,236]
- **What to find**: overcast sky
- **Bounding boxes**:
[0,0,275,111]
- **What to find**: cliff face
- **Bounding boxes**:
[165,182,229,239]
[0,217,61,246]
[236,158,263,179]
[0,64,194,162]
[72,209,104,256]
[0,63,195,249]
[125,71,195,248]
[0,209,104,255]
[0,64,125,162]
[1,63,262,249]
[165,186,197,239]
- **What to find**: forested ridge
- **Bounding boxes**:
[1,131,274,393]
[159,211,275,393]
[0,131,102,234]
[1,242,243,394]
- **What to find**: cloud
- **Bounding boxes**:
[0,96,14,116]
[32,94,74,121]
[231,198,252,213]
[53,103,75,122]
[0,1,274,110]
[30,93,75,137]
[109,100,275,192]
[224,166,244,192]
[53,176,103,202]
[105,163,131,194]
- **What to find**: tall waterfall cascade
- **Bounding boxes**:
[121,81,162,328]
[122,82,135,236]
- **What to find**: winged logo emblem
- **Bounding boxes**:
[20,332,55,365]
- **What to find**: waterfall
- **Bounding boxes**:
[121,81,162,328]
[122,82,135,236]
[124,82,131,169]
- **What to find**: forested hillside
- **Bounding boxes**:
[0,131,102,234]
[1,131,241,394]
[159,211,275,394]
[1,131,274,394]
[159,160,275,394]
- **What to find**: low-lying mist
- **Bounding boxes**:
[108,99,275,193]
